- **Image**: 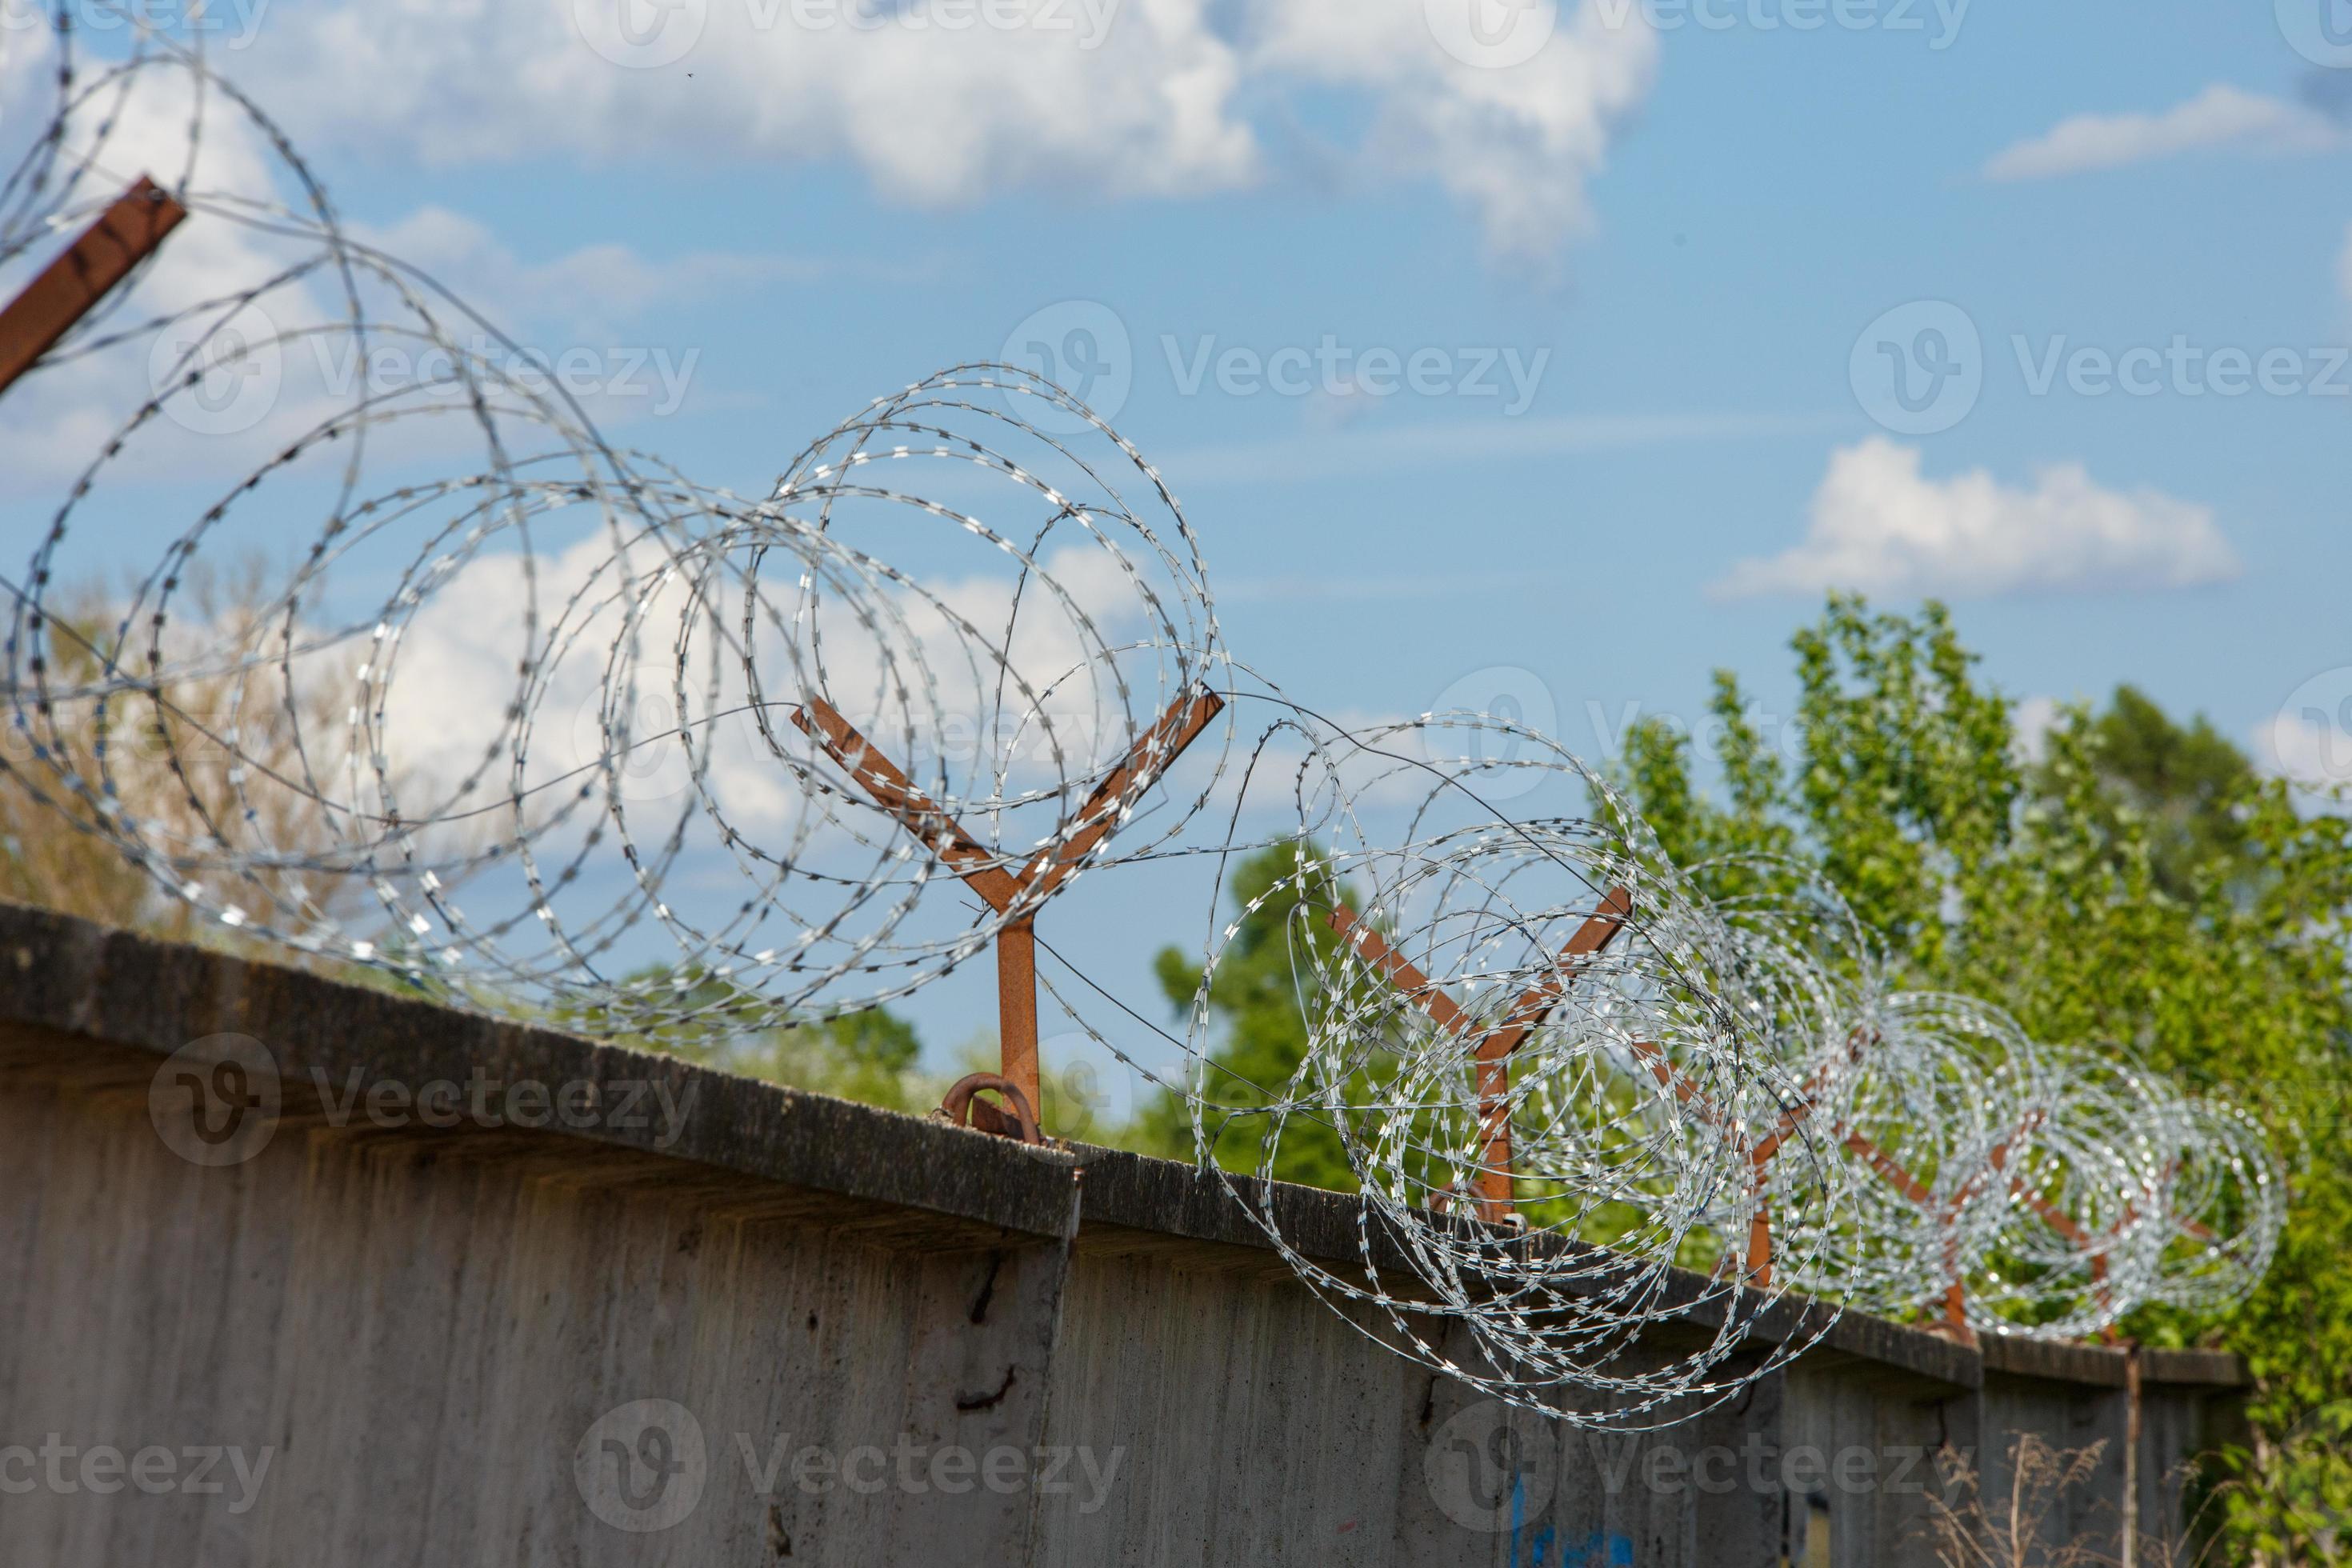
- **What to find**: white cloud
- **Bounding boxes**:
[232,0,1652,272]
[219,0,1254,200]
[1243,0,1656,269]
[1710,438,2241,600]
[1983,85,2341,182]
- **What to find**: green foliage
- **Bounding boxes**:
[722,1009,928,1111]
[554,966,932,1114]
[1606,594,2352,1563]
[1131,845,1370,1191]
[2208,1402,2352,1563]
[2045,684,2265,903]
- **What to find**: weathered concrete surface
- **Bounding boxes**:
[0,903,2250,1566]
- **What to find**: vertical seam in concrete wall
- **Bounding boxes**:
[1022,1169,1087,1562]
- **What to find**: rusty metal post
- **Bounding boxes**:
[0,175,186,399]
[996,914,1041,1116]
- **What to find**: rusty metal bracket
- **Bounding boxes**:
[794,685,1223,1132]
[938,1072,1044,1146]
[0,174,186,400]
[1330,887,1630,1227]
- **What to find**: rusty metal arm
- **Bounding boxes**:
[790,698,1024,914]
[1466,889,1634,1221]
[1477,887,1633,1060]
[1839,1126,1936,1208]
[1328,892,1636,1224]
[0,175,186,399]
[1018,686,1223,901]
[1324,903,1470,1036]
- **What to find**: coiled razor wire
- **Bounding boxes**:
[1606,862,2285,1341]
[0,10,2288,1424]
[1157,721,1853,1426]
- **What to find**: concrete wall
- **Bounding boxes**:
[0,905,2248,1566]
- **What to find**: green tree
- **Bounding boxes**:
[1606,594,2352,1562]
[2039,682,2264,903]
[1131,846,1373,1190]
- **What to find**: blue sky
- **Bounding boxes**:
[179,0,2339,753]
[6,0,2350,1076]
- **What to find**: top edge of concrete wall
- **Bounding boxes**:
[0,898,2248,1400]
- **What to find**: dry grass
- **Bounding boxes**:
[1923,1434,2242,1568]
